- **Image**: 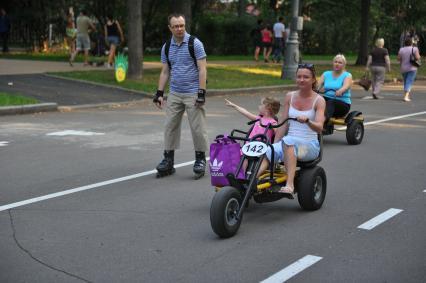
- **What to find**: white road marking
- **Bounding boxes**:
[0,158,207,212]
[0,141,9,146]
[46,130,105,136]
[336,110,426,130]
[357,208,403,230]
[1,111,425,211]
[260,255,322,283]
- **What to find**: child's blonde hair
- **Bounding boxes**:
[262,97,281,115]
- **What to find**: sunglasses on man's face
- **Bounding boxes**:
[170,24,185,29]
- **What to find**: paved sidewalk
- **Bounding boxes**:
[0,59,161,75]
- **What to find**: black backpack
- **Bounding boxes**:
[164,35,197,70]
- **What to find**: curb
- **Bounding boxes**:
[0,103,57,116]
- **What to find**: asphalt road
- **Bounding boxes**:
[0,74,147,106]
[1,86,425,283]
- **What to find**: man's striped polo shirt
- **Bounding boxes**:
[161,32,207,94]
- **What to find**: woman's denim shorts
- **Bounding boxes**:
[107,36,120,46]
[266,136,320,163]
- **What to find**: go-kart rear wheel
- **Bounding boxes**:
[210,186,243,238]
[296,166,327,211]
[346,120,364,145]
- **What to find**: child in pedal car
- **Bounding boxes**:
[225,97,280,142]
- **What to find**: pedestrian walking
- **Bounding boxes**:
[251,19,263,62]
[65,7,76,65]
[0,8,11,53]
[366,38,391,99]
[153,13,208,179]
[398,37,421,102]
[70,9,96,66]
[104,14,124,68]
[261,24,273,62]
[272,16,286,63]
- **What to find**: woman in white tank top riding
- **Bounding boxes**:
[259,64,326,196]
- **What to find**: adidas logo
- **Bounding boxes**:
[209,158,223,171]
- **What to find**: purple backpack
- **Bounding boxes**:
[209,135,244,187]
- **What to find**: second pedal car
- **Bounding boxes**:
[321,89,365,145]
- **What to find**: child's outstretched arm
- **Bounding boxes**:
[225,99,258,120]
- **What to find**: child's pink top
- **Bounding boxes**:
[249,116,277,141]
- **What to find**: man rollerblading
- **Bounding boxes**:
[193,151,206,179]
[156,150,175,178]
[153,13,208,179]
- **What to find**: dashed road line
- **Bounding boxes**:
[46,130,105,136]
[357,208,403,230]
[0,141,9,146]
[260,255,322,283]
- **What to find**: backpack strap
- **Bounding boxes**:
[188,35,198,69]
[164,36,198,70]
[164,38,172,70]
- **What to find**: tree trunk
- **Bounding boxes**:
[170,0,192,31]
[238,0,246,17]
[127,0,143,80]
[355,0,370,65]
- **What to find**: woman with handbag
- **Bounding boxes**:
[366,38,391,99]
[398,37,421,102]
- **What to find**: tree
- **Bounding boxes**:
[355,0,371,65]
[170,0,192,31]
[238,0,247,17]
[127,0,143,79]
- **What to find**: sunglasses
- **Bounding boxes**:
[298,63,315,69]
[170,24,185,29]
[298,63,316,74]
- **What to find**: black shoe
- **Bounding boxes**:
[156,150,175,178]
[193,151,206,179]
[372,93,378,99]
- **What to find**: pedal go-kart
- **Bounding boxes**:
[320,89,365,145]
[210,118,327,238]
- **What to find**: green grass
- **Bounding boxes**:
[52,64,295,93]
[0,92,38,106]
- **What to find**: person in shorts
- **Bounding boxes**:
[70,9,96,66]
[104,14,124,68]
[258,64,326,197]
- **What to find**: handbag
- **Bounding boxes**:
[410,47,421,68]
[209,135,244,187]
[358,71,372,91]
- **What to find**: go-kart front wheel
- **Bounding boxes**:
[210,186,243,238]
[296,166,327,211]
[346,120,364,145]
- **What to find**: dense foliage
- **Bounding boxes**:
[2,0,426,55]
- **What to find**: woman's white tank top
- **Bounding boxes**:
[287,92,319,140]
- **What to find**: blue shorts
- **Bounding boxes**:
[76,34,91,51]
[107,36,120,46]
[266,136,320,163]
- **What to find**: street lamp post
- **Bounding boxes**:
[282,0,301,80]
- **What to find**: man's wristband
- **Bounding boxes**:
[155,90,164,97]
[197,89,206,98]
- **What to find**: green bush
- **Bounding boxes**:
[196,13,256,55]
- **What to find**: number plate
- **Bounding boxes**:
[242,141,268,157]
